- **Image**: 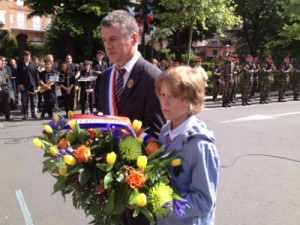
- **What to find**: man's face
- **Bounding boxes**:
[66,56,72,64]
[97,53,104,60]
[101,25,138,67]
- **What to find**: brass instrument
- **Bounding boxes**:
[35,81,53,94]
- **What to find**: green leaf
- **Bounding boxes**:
[128,189,139,205]
[104,190,115,213]
[140,207,154,223]
[103,171,114,189]
[79,168,91,185]
[133,207,140,217]
[97,163,114,172]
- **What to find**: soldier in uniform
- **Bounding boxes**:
[221,53,236,107]
[241,54,255,106]
[0,58,12,121]
[259,55,276,104]
[211,60,221,101]
[278,55,293,102]
[249,56,260,99]
[292,56,300,101]
[230,55,241,103]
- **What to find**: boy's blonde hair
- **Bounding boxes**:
[155,66,205,115]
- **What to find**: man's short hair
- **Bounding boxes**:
[23,50,31,56]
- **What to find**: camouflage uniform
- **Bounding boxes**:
[221,58,236,107]
[293,60,300,100]
[260,57,276,104]
[278,58,293,102]
[211,64,221,101]
[241,58,255,105]
[230,59,240,102]
[250,58,260,99]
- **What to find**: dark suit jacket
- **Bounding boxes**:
[97,56,165,139]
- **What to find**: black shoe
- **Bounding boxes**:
[32,114,38,119]
[5,116,12,121]
[227,104,232,107]
[222,103,228,108]
[246,101,251,105]
[242,101,246,106]
[22,114,28,120]
[40,113,45,119]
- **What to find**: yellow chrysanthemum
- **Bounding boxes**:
[148,183,173,217]
[119,137,142,161]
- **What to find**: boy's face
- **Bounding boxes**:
[158,81,189,129]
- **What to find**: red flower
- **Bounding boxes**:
[73,145,91,163]
[145,140,159,155]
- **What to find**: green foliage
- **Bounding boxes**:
[0,23,18,57]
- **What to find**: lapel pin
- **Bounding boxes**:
[127,79,134,89]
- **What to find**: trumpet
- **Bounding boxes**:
[35,81,53,94]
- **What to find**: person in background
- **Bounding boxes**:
[17,51,39,120]
[241,54,255,106]
[194,57,208,86]
[260,55,276,104]
[59,62,75,117]
[79,60,95,114]
[32,55,43,113]
[278,55,293,102]
[93,50,108,108]
[98,10,165,225]
[292,56,300,101]
[0,58,12,121]
[9,58,18,105]
[211,60,221,102]
[155,66,219,225]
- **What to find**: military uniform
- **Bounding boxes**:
[230,58,241,102]
[259,56,276,104]
[278,57,293,102]
[211,64,221,101]
[241,55,255,105]
[221,55,236,107]
[293,60,300,100]
[250,58,260,99]
[0,66,12,120]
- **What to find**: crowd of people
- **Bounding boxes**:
[0,49,108,121]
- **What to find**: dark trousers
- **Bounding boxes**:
[42,90,55,117]
[0,89,11,119]
[80,91,94,114]
[123,208,150,225]
[21,90,36,116]
[62,91,74,116]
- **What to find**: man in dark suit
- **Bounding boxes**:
[97,10,165,225]
[93,50,108,108]
[97,10,165,140]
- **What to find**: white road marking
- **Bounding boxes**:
[221,112,300,123]
[15,190,34,225]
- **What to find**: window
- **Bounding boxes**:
[16,0,24,7]
[32,16,41,30]
[17,13,25,28]
[0,10,5,24]
[213,49,218,56]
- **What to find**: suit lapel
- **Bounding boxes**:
[117,57,144,112]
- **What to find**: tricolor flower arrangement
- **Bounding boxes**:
[33,113,187,225]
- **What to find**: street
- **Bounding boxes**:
[0,97,300,225]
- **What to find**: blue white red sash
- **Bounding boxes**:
[105,67,119,116]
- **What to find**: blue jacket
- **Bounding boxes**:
[156,116,219,225]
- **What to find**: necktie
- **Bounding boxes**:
[115,67,126,103]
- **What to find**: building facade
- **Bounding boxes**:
[0,0,50,47]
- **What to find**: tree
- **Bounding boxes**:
[24,0,130,59]
[0,23,18,57]
[233,0,286,57]
[156,0,239,65]
[281,0,300,41]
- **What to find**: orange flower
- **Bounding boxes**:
[57,138,69,149]
[125,169,146,189]
[87,129,97,138]
[145,140,159,155]
[73,145,91,163]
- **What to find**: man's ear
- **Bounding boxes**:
[131,33,139,45]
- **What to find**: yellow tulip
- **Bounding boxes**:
[137,137,144,144]
[106,152,117,165]
[63,155,77,166]
[67,110,74,118]
[68,120,76,130]
[50,146,59,156]
[44,125,53,134]
[137,156,147,169]
[53,114,59,123]
[132,119,142,132]
[136,193,147,207]
[171,158,182,167]
[32,138,42,148]
[58,166,67,176]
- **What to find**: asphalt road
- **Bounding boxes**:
[0,97,299,225]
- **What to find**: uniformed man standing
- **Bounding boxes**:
[292,56,300,101]
[249,56,260,99]
[230,55,241,103]
[0,58,12,121]
[211,60,222,101]
[221,53,236,107]
[259,55,276,104]
[241,54,255,106]
[278,55,293,102]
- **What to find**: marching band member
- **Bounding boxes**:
[17,51,39,120]
[39,59,56,119]
[79,60,95,114]
[59,62,75,117]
